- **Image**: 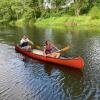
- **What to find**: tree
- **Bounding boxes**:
[93,0,100,8]
[71,0,89,16]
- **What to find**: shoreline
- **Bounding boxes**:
[0,15,100,31]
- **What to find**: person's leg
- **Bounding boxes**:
[48,53,60,58]
[55,53,60,58]
[46,52,60,58]
[46,54,52,57]
[27,45,32,51]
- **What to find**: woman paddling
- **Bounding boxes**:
[43,40,60,58]
[20,35,34,51]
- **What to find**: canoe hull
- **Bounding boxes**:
[15,45,84,69]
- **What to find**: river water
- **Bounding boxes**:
[0,26,100,100]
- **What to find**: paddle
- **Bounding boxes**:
[34,43,41,49]
[44,46,71,58]
[50,42,71,53]
[28,41,41,49]
[35,44,71,52]
[56,46,71,53]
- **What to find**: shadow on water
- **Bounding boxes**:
[22,56,83,78]
[20,56,84,99]
[44,63,83,76]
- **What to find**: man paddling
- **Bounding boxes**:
[20,35,34,51]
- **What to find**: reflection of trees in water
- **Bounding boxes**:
[44,28,53,41]
[20,55,84,98]
[44,63,55,76]
[44,63,84,98]
[59,67,84,98]
[44,63,83,77]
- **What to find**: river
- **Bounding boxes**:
[0,25,100,100]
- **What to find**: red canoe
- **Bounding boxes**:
[15,45,84,69]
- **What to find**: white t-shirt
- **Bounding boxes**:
[20,38,30,45]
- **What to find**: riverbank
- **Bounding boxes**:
[34,15,100,27]
[15,16,100,27]
[1,15,100,31]
[32,15,100,31]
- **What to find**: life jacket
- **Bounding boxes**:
[21,42,28,47]
[45,44,53,54]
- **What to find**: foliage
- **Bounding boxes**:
[89,6,100,19]
[0,0,43,23]
[70,0,89,16]
[0,0,100,25]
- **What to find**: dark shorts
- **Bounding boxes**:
[45,49,52,54]
[21,42,28,47]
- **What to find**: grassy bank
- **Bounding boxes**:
[34,15,100,27]
[4,15,100,31]
[34,6,100,28]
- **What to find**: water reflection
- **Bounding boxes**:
[44,64,54,76]
[21,56,84,99]
[0,25,100,99]
[44,63,83,77]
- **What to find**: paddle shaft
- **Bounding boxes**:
[52,46,71,53]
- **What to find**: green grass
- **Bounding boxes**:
[8,18,28,27]
[0,8,99,29]
[35,17,67,26]
[34,15,100,27]
[33,15,100,32]
[15,18,27,27]
[7,14,100,31]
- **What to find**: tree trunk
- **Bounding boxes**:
[75,8,80,17]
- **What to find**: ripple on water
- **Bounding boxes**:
[0,34,100,100]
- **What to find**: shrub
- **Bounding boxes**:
[89,6,100,19]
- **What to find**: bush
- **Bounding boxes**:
[66,7,75,16]
[89,6,100,19]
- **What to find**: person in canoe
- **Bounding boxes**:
[20,35,34,51]
[43,40,60,58]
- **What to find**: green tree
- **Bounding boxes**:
[71,0,89,16]
[0,0,12,22]
[10,0,24,20]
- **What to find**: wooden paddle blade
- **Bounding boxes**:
[35,45,41,49]
[61,46,71,51]
[34,42,41,49]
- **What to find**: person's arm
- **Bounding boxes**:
[43,46,46,56]
[29,40,34,45]
[52,44,59,51]
[27,39,34,45]
[20,39,24,45]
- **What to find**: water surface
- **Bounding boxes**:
[0,26,100,100]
